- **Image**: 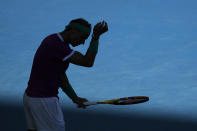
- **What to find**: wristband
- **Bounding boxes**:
[92,34,100,40]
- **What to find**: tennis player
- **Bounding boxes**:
[23,18,108,131]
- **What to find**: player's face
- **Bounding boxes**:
[70,30,90,47]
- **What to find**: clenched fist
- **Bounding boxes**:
[93,20,108,38]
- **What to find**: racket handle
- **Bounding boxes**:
[83,101,97,106]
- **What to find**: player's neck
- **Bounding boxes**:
[60,31,70,44]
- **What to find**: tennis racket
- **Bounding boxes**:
[83,96,149,106]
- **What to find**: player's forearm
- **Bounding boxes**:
[61,84,78,99]
[84,36,99,67]
[60,73,78,99]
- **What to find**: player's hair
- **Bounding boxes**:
[65,18,91,31]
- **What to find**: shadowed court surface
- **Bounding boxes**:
[1,102,197,131]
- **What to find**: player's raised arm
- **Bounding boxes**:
[67,21,108,67]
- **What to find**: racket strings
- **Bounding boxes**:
[114,97,149,105]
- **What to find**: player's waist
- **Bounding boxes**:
[25,87,59,99]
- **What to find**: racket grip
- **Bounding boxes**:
[83,101,97,106]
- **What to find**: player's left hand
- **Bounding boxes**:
[93,20,108,37]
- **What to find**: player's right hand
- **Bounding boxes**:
[72,97,88,109]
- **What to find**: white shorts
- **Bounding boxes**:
[23,93,66,131]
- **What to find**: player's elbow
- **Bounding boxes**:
[86,62,94,67]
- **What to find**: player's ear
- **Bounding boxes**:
[71,28,80,33]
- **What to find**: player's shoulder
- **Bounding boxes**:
[41,33,62,46]
[44,33,59,41]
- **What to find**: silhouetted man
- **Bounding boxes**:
[23,18,108,131]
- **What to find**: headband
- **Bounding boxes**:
[69,22,91,34]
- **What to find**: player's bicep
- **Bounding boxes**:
[66,51,90,67]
